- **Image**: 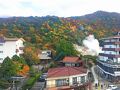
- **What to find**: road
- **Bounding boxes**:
[31,81,45,90]
[91,65,109,90]
[91,66,98,85]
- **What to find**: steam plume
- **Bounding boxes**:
[83,34,101,55]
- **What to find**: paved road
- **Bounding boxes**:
[91,66,108,90]
[31,82,45,90]
[91,66,98,85]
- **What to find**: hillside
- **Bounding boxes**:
[0,11,120,55]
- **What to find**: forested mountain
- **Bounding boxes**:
[0,11,120,55]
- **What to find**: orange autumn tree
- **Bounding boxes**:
[12,55,30,77]
[23,46,39,66]
[18,65,29,76]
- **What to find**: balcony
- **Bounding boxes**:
[102,48,120,51]
[103,42,120,45]
[19,47,24,50]
[99,53,120,58]
[46,82,89,90]
[97,60,120,68]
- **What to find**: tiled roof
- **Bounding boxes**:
[0,36,25,42]
[63,56,81,63]
[47,67,87,78]
[4,37,19,41]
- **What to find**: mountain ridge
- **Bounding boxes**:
[0,11,120,40]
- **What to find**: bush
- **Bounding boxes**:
[22,72,42,90]
[0,80,10,89]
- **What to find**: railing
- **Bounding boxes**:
[102,48,120,51]
[99,53,120,58]
[47,81,88,88]
[56,83,69,87]
[103,42,120,45]
[97,60,120,67]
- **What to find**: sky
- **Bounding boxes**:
[0,0,120,17]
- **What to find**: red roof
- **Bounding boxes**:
[62,56,81,63]
[47,67,87,78]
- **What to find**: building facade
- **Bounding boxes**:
[97,32,120,82]
[46,67,89,90]
[0,37,25,63]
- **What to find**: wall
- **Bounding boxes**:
[47,73,88,88]
[4,41,16,58]
[0,43,4,63]
[0,39,24,63]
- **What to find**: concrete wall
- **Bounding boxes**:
[0,43,4,63]
[0,39,24,63]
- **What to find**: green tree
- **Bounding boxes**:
[55,39,78,57]
[12,55,26,64]
[82,55,97,68]
[0,57,17,80]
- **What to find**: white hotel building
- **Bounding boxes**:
[0,36,25,63]
[97,32,120,82]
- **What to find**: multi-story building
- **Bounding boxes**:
[97,32,120,82]
[0,36,25,63]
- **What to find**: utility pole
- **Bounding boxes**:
[12,80,17,90]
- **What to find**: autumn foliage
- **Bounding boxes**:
[18,65,30,77]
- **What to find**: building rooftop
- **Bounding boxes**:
[62,56,81,63]
[38,50,52,60]
[47,67,87,78]
[0,36,25,42]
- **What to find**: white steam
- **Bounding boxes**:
[83,35,101,55]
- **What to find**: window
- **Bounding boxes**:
[108,57,113,60]
[72,77,77,84]
[0,44,3,46]
[0,51,3,53]
[109,52,112,54]
[109,46,112,48]
[0,58,3,60]
[56,79,69,87]
[81,76,85,83]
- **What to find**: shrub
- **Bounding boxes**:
[0,80,10,89]
[22,72,42,90]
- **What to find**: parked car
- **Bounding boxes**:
[38,73,48,82]
[106,84,118,90]
[114,87,120,90]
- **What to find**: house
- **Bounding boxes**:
[38,50,52,60]
[38,50,52,64]
[97,31,120,82]
[60,56,83,67]
[46,67,90,90]
[0,36,25,63]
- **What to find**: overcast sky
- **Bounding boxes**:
[0,0,120,17]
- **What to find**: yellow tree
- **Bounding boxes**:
[23,46,39,66]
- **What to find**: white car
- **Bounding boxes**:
[106,85,118,90]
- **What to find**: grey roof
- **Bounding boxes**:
[38,50,52,60]
[0,37,5,43]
